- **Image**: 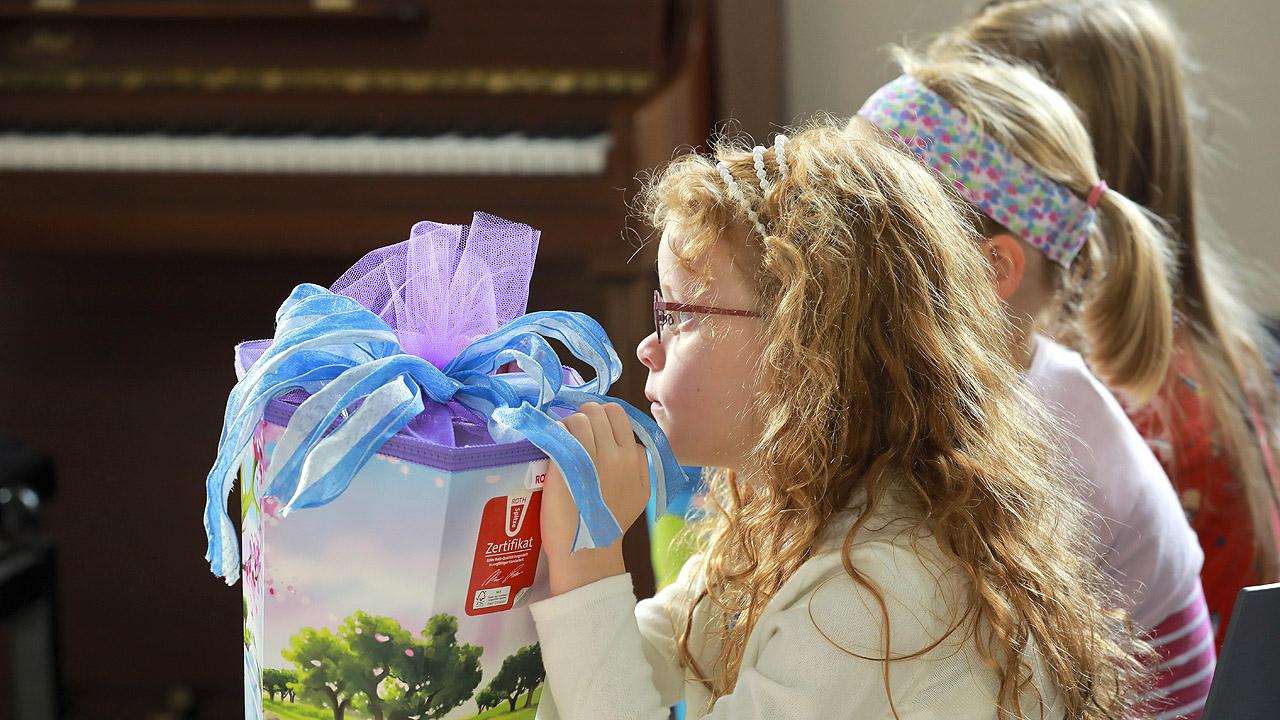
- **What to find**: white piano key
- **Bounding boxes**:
[0,132,609,175]
[435,134,462,174]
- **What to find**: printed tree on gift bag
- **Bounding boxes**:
[261,668,298,703]
[339,611,412,720]
[282,612,485,720]
[385,614,483,720]
[474,686,503,713]
[283,628,360,720]
[481,643,545,713]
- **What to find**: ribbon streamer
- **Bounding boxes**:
[204,283,684,585]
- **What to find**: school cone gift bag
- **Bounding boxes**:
[201,212,683,720]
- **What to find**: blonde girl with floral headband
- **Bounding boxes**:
[943,0,1280,659]
[526,120,1144,719]
[858,49,1215,718]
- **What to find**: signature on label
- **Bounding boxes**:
[482,567,526,586]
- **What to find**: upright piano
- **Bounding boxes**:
[0,1,713,711]
[0,0,712,402]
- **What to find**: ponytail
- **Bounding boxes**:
[875,47,1179,404]
[1083,188,1176,403]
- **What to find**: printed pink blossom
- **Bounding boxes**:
[242,535,262,597]
[261,495,281,519]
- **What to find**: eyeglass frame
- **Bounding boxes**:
[653,289,761,343]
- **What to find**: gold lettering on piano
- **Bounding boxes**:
[341,72,372,92]
[32,0,76,11]
[261,69,285,92]
[0,67,655,96]
[312,0,357,11]
[120,70,145,91]
[15,27,76,59]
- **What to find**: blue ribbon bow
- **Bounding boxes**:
[204,283,684,585]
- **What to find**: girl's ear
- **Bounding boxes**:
[981,234,1027,302]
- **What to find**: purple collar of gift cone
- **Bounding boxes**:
[858,74,1097,267]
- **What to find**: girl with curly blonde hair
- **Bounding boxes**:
[528,119,1145,719]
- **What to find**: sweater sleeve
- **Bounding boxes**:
[693,543,986,719]
[530,573,671,720]
[529,541,998,720]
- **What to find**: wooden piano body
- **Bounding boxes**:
[0,0,712,401]
[0,1,712,713]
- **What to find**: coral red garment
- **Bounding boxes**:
[1129,344,1268,650]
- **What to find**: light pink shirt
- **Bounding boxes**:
[1025,334,1203,628]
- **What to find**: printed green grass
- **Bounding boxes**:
[262,699,363,720]
[462,686,543,720]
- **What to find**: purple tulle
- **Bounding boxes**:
[235,212,547,448]
[330,211,539,369]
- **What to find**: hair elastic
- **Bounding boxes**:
[1087,180,1108,208]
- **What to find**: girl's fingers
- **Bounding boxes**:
[543,460,567,494]
[562,411,596,457]
[578,403,617,454]
[634,444,650,486]
[602,402,636,447]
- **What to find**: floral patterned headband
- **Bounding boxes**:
[858,74,1104,267]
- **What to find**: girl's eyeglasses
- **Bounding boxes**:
[653,290,761,344]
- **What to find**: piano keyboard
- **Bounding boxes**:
[0,132,611,175]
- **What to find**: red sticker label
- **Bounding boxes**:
[465,488,543,616]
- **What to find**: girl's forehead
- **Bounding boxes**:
[656,225,697,286]
[657,224,690,263]
[658,224,722,285]
[658,224,757,306]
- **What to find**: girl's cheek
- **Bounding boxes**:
[663,333,691,370]
[661,346,698,401]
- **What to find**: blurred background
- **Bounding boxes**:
[0,1,1273,718]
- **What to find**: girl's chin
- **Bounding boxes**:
[650,409,715,468]
[651,412,686,455]
[652,408,673,439]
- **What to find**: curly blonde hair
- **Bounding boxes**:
[639,120,1146,719]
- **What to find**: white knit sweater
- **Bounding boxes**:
[529,506,1064,719]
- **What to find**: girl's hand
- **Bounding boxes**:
[540,402,651,595]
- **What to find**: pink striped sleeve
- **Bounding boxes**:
[1138,584,1217,720]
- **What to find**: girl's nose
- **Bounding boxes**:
[637,331,663,371]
